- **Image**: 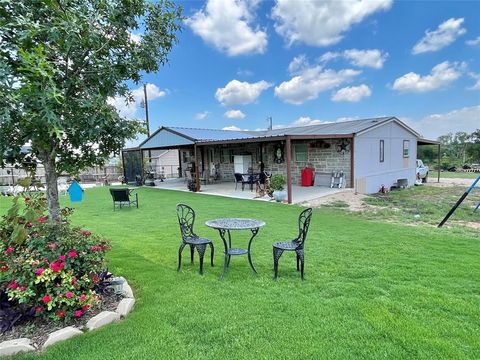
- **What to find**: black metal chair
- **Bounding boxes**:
[273,208,313,280]
[176,204,214,274]
[109,188,138,211]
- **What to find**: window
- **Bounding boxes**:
[221,149,232,163]
[403,140,410,158]
[295,143,308,161]
[379,140,384,163]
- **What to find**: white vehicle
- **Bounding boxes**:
[416,159,429,183]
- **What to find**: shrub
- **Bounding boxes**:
[0,193,110,325]
[270,174,286,191]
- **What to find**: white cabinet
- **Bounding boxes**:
[234,155,252,174]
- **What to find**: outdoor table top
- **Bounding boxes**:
[205,218,266,230]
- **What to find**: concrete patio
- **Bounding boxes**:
[151,178,345,204]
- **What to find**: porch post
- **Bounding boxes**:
[437,143,441,183]
[178,149,182,178]
[350,137,355,188]
[194,144,200,191]
[286,136,292,204]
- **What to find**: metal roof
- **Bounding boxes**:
[138,117,423,149]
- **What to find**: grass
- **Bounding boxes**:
[361,185,480,231]
[1,187,479,359]
[440,172,480,179]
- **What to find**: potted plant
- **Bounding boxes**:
[270,174,287,202]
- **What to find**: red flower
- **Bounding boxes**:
[4,246,14,255]
[35,268,45,276]
[25,222,33,228]
[82,304,89,311]
[49,261,65,273]
[68,249,77,258]
[38,216,47,223]
[35,306,43,312]
[57,310,65,318]
[9,280,18,290]
[42,295,51,304]
[90,245,102,252]
[1,265,8,272]
[74,310,83,318]
[71,277,78,285]
[58,255,66,261]
[66,292,74,299]
[79,294,87,302]
[81,230,92,237]
[19,286,26,292]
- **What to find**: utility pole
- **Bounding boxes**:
[141,84,152,167]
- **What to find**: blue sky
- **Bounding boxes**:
[116,0,480,143]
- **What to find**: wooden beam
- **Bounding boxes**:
[350,137,355,189]
[437,143,441,183]
[178,150,182,178]
[198,136,287,146]
[194,144,200,191]
[286,136,292,204]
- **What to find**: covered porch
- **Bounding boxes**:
[151,178,346,204]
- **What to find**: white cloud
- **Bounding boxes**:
[288,54,309,74]
[468,73,480,90]
[392,61,465,93]
[320,49,388,69]
[412,18,466,54]
[107,83,166,119]
[466,36,480,46]
[185,0,267,56]
[224,109,246,119]
[215,79,272,106]
[194,111,209,120]
[291,116,326,126]
[402,105,480,139]
[275,57,361,104]
[222,125,242,131]
[237,68,254,77]
[332,84,372,102]
[272,0,392,47]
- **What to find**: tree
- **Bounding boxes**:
[467,129,480,164]
[0,0,182,221]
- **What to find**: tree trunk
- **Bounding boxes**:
[40,152,61,222]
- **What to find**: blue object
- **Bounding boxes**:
[68,180,84,202]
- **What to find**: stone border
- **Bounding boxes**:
[0,276,135,357]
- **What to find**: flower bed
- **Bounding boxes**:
[0,193,134,355]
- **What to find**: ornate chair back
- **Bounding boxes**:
[176,203,197,241]
[296,208,313,248]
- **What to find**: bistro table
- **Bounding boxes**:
[205,218,265,280]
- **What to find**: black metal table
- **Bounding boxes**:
[205,218,265,280]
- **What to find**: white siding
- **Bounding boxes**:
[354,122,417,193]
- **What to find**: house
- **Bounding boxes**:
[123,117,439,203]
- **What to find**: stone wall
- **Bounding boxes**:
[202,138,351,187]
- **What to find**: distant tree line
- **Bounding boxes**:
[418,130,480,170]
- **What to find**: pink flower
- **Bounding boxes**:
[81,230,92,237]
[19,286,26,292]
[42,295,51,304]
[90,245,102,252]
[35,268,45,276]
[58,255,66,261]
[4,246,14,255]
[25,222,33,228]
[38,216,47,223]
[66,292,74,299]
[68,249,77,258]
[74,310,83,318]
[79,294,87,302]
[71,277,77,285]
[47,242,58,251]
[1,265,8,272]
[9,280,18,290]
[82,304,89,311]
[49,261,65,273]
[35,306,43,312]
[57,310,65,318]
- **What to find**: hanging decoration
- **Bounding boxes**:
[274,143,284,164]
[336,140,350,155]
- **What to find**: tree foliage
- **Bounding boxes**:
[0,0,183,220]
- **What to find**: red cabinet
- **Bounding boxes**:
[301,167,314,186]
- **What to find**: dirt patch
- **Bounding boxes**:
[430,178,476,187]
[0,292,122,348]
[301,189,368,212]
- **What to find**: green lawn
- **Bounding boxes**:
[1,188,479,359]
[440,172,480,179]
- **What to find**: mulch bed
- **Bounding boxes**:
[0,292,123,348]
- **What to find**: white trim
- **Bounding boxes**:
[356,117,421,138]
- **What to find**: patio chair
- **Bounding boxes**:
[109,188,138,211]
[176,204,214,274]
[272,208,313,280]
